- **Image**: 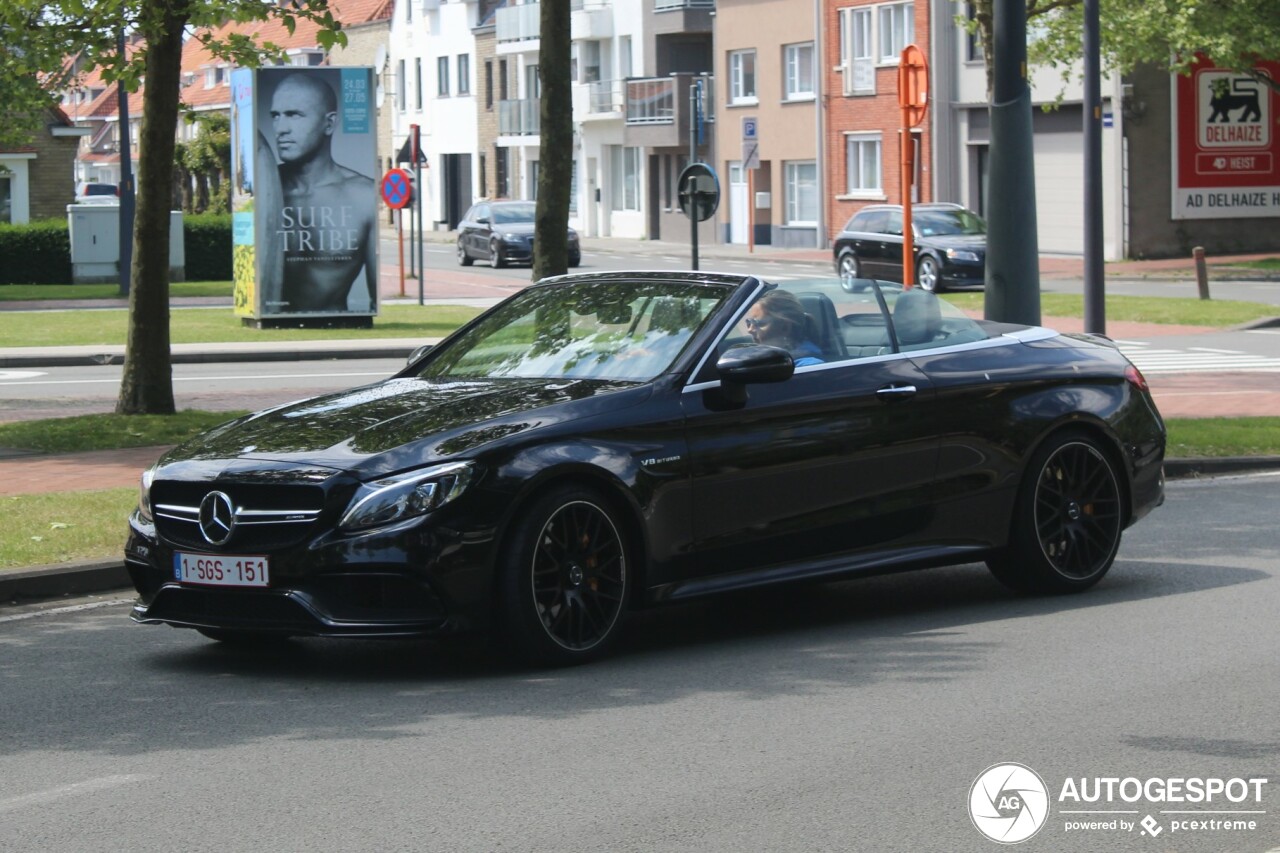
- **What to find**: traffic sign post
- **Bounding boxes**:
[678,163,720,271]
[381,169,413,297]
[897,44,928,288]
[742,117,760,253]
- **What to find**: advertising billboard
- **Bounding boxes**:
[229,66,379,320]
[1172,57,1280,220]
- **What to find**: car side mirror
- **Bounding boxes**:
[717,345,794,384]
[477,216,490,226]
[407,344,433,365]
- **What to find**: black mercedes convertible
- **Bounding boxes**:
[126,272,1166,664]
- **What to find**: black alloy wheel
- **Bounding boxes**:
[838,252,864,292]
[988,432,1124,594]
[500,486,630,665]
[568,252,582,268]
[916,255,941,292]
[489,237,507,269]
[457,239,473,266]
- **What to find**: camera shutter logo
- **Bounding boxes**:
[968,763,1050,844]
[198,491,237,546]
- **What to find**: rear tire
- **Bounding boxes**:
[457,240,474,266]
[838,252,865,292]
[498,485,630,666]
[987,431,1124,594]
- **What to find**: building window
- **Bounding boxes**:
[845,133,882,194]
[499,59,508,101]
[785,161,818,225]
[485,60,494,110]
[398,59,406,111]
[530,160,539,199]
[458,54,470,95]
[405,0,412,22]
[495,144,509,197]
[0,176,11,225]
[438,56,451,96]
[839,7,874,94]
[526,63,541,98]
[783,42,814,101]
[878,2,914,63]
[965,3,984,62]
[728,49,756,104]
[415,58,423,109]
[610,146,640,211]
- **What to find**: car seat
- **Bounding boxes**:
[891,287,943,350]
[794,291,848,361]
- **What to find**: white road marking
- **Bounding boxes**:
[1188,347,1244,354]
[0,598,134,625]
[1118,343,1280,374]
[0,774,150,814]
[0,370,47,380]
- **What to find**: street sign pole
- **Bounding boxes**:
[897,45,928,289]
[411,124,424,306]
[742,116,759,254]
[689,81,700,270]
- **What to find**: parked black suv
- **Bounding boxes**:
[833,203,986,292]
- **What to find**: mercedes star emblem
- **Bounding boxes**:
[198,491,236,546]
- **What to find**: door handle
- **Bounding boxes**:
[876,384,917,401]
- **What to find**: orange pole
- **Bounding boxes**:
[397,207,406,298]
[902,118,914,289]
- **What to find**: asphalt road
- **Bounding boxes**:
[2,472,1278,852]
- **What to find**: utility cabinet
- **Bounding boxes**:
[67,204,185,283]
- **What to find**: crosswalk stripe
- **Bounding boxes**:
[1117,343,1280,374]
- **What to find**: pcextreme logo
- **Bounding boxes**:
[968,763,1270,844]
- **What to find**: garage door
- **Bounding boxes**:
[1033,131,1085,254]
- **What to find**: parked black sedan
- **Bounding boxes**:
[834,203,986,292]
[456,200,581,268]
[127,272,1165,664]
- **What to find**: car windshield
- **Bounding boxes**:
[415,278,734,382]
[491,203,536,224]
[915,208,985,237]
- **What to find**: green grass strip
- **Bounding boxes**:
[941,293,1275,327]
[0,488,138,570]
[1165,417,1280,458]
[0,281,235,301]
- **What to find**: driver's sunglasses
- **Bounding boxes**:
[744,317,770,329]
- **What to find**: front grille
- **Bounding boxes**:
[152,480,327,551]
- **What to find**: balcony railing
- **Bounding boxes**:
[499,98,540,135]
[654,0,714,10]
[588,79,624,114]
[496,3,540,43]
[625,75,714,125]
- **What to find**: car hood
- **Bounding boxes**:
[921,234,986,252]
[157,376,649,477]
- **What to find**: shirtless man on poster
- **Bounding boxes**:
[268,73,376,313]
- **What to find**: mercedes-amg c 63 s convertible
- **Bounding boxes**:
[127,272,1166,664]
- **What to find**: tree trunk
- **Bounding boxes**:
[116,0,190,415]
[195,172,209,213]
[531,0,572,281]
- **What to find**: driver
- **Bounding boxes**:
[744,290,824,366]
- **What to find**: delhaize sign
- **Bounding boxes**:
[1173,56,1279,219]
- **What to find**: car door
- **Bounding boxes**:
[881,208,905,283]
[850,210,887,278]
[677,294,941,581]
[469,203,491,257]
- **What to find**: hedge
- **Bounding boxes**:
[0,214,232,284]
[182,212,232,281]
[0,219,71,284]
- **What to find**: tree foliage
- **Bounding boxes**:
[0,0,345,414]
[965,0,1280,95]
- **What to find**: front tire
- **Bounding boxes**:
[489,238,507,269]
[498,486,630,666]
[916,255,942,292]
[987,431,1124,594]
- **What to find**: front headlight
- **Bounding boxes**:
[946,249,981,262]
[339,461,475,532]
[138,466,155,523]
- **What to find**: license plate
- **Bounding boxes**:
[174,552,270,588]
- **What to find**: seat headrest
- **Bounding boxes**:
[893,288,942,346]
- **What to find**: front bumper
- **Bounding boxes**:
[125,509,497,639]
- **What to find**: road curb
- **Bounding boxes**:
[1,558,130,604]
[4,455,1279,607]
